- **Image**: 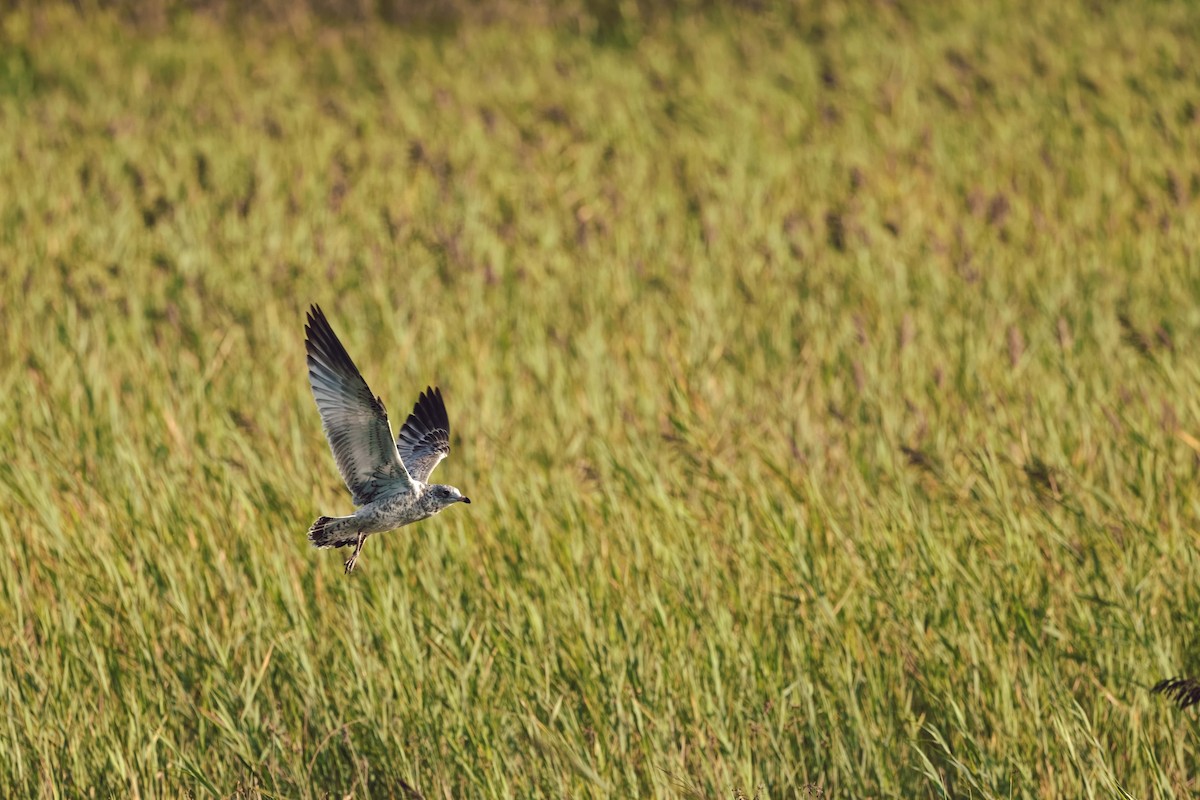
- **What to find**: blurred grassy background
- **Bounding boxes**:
[2,0,1200,796]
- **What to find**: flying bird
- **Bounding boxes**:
[303,304,470,574]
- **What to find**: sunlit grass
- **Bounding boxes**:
[2,1,1200,796]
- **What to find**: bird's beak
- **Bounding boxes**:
[461,497,471,504]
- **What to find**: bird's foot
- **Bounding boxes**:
[344,533,365,574]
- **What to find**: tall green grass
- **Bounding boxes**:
[2,1,1200,796]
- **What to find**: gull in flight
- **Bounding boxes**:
[303,304,470,574]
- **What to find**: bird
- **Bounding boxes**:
[303,303,470,574]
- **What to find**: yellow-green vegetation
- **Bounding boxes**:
[3,1,1200,796]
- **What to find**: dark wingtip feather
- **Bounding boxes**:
[304,304,364,376]
[302,304,387,423]
[1152,676,1200,710]
[412,386,449,435]
[306,303,324,327]
[304,304,329,348]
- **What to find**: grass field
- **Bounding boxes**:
[2,1,1200,796]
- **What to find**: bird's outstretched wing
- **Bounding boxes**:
[305,305,413,505]
[396,386,451,483]
[1152,676,1200,710]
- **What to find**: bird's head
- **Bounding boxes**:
[429,484,471,511]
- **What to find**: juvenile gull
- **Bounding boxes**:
[303,304,470,574]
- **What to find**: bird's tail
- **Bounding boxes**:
[307,515,359,549]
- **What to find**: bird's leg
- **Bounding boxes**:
[344,532,366,574]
